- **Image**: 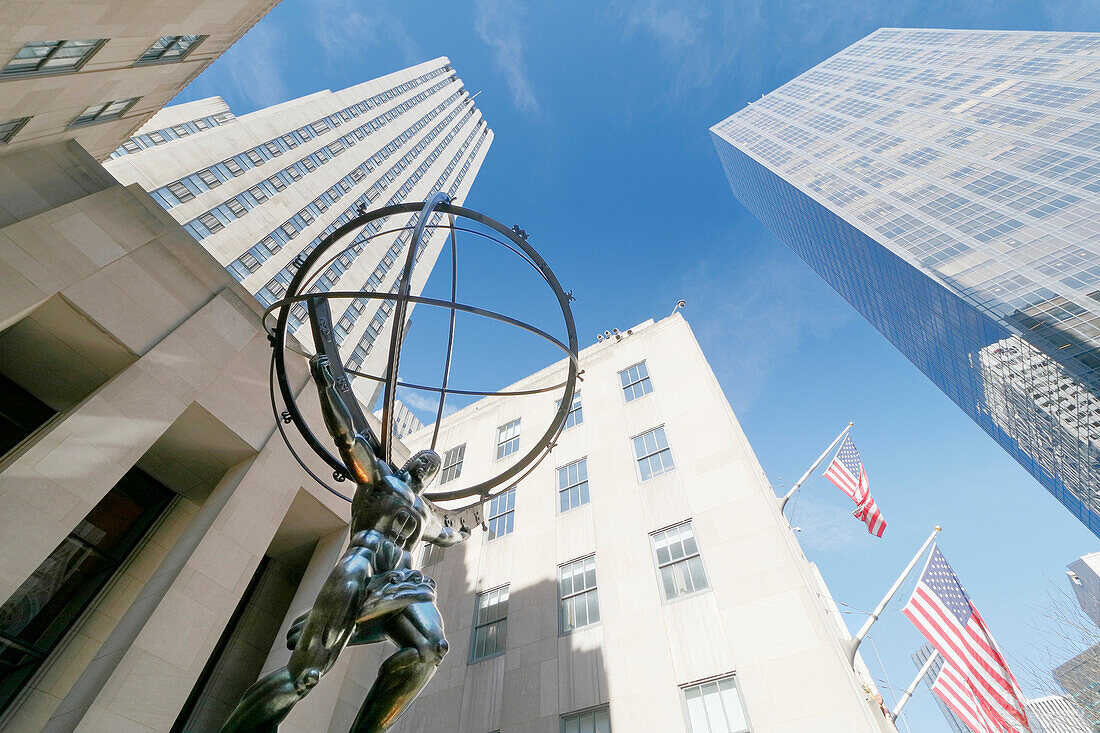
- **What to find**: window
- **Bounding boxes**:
[420,542,445,567]
[495,418,520,459]
[651,522,709,601]
[558,458,590,513]
[70,97,140,127]
[559,391,583,429]
[441,444,465,483]
[682,676,750,733]
[486,488,515,539]
[633,426,674,480]
[3,39,105,76]
[198,213,223,234]
[197,169,221,188]
[561,707,611,733]
[0,117,31,144]
[470,585,508,662]
[559,555,599,633]
[620,361,653,402]
[0,468,172,714]
[135,35,205,64]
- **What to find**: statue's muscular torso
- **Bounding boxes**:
[351,472,430,557]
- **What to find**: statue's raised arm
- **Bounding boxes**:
[309,353,389,485]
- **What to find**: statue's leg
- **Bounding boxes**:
[350,601,448,733]
[219,546,373,732]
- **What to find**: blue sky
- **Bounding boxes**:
[177,2,1100,730]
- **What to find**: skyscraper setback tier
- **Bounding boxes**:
[712,28,1100,537]
[106,57,492,390]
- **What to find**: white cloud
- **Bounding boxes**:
[786,491,865,552]
[681,241,855,413]
[474,0,540,115]
[396,386,458,424]
[310,0,422,69]
[221,22,290,110]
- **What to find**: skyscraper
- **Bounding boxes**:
[712,29,1100,536]
[105,58,492,392]
[911,644,969,733]
[1,0,281,159]
[1027,694,1095,732]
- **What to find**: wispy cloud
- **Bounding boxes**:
[396,387,458,424]
[681,240,855,413]
[786,492,865,552]
[221,22,290,109]
[475,0,540,115]
[310,0,421,70]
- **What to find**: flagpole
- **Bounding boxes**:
[888,649,939,722]
[778,422,853,513]
[845,525,941,666]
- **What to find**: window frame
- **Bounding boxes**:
[619,361,654,403]
[557,457,590,514]
[468,584,509,663]
[1,39,107,79]
[679,674,753,733]
[649,520,710,604]
[0,116,31,144]
[631,425,675,481]
[486,487,515,540]
[558,554,600,635]
[560,704,612,733]
[440,443,465,484]
[68,97,140,128]
[134,35,207,65]
[557,390,583,430]
[495,418,521,460]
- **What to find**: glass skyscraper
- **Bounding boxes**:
[712,29,1100,536]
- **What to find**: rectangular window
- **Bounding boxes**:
[223,158,244,176]
[246,149,264,165]
[440,444,465,484]
[135,35,205,64]
[561,707,611,733]
[0,468,172,714]
[470,585,508,662]
[559,391,582,429]
[487,488,515,539]
[619,361,652,402]
[651,522,708,601]
[197,169,221,188]
[682,676,751,733]
[559,555,599,633]
[248,185,268,203]
[558,458,590,513]
[70,97,140,127]
[496,418,520,459]
[226,199,246,217]
[166,181,194,202]
[198,212,223,234]
[633,426,674,480]
[3,39,105,76]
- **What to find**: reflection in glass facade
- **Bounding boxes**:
[711,28,1100,536]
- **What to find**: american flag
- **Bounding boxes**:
[903,546,1029,732]
[933,660,1001,733]
[822,435,886,537]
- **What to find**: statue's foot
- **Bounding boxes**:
[358,570,436,623]
[294,667,321,695]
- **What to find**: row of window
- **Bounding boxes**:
[457,519,710,658]
[110,110,235,158]
[2,36,204,79]
[549,674,751,733]
[188,81,459,244]
[0,37,208,144]
[437,361,660,492]
[159,71,456,217]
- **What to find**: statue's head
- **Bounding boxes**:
[400,449,441,493]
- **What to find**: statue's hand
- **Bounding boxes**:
[357,569,436,623]
[309,353,332,383]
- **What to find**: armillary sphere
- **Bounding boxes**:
[262,193,579,513]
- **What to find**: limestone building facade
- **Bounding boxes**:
[104,59,493,400]
[1,0,280,159]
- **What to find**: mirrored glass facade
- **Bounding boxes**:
[712,28,1100,536]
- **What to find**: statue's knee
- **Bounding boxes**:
[293,668,321,696]
[423,637,449,665]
